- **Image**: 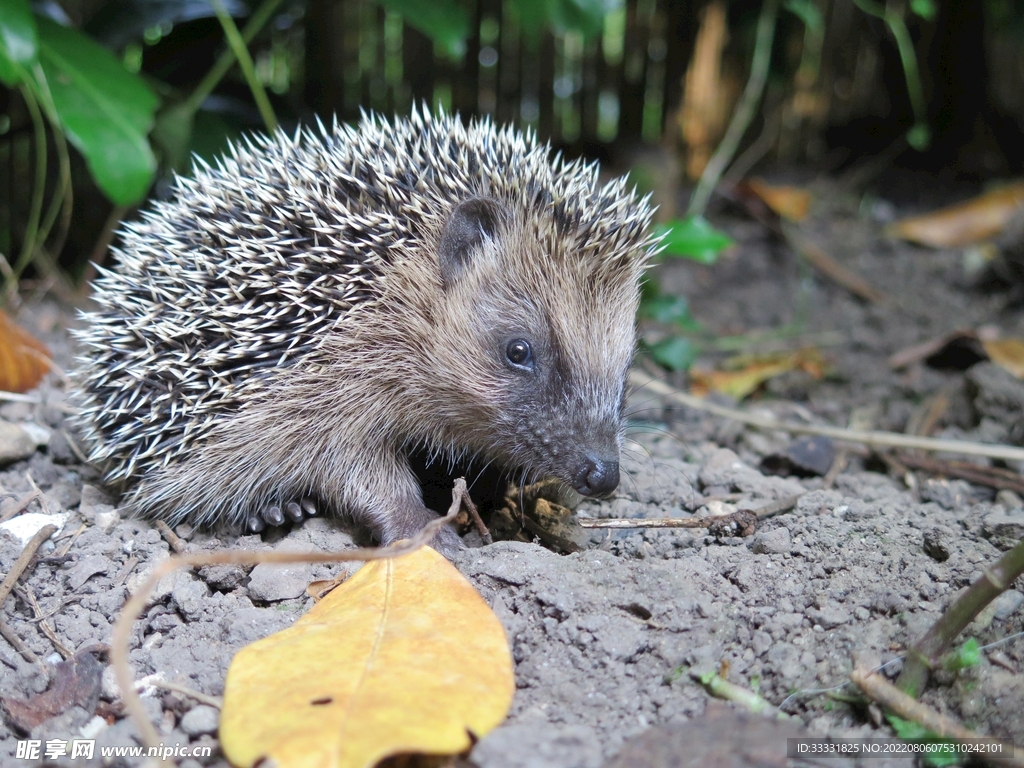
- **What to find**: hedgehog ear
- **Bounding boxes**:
[437,197,509,288]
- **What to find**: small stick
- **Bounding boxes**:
[822,449,848,489]
[896,536,1024,699]
[0,524,57,609]
[850,667,1022,768]
[0,488,43,523]
[150,680,223,709]
[897,453,1024,496]
[155,521,187,554]
[632,373,1024,462]
[55,523,86,558]
[519,514,580,553]
[693,669,788,719]
[579,494,800,529]
[111,556,139,588]
[785,225,886,304]
[0,390,40,404]
[459,492,492,545]
[16,584,73,659]
[0,620,46,672]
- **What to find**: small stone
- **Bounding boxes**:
[0,420,36,465]
[920,479,971,510]
[199,563,249,591]
[18,421,51,447]
[982,509,1024,551]
[80,485,114,516]
[995,489,1024,510]
[992,590,1024,621]
[247,562,311,601]
[94,509,121,532]
[66,554,112,590]
[922,528,951,562]
[750,527,791,554]
[169,572,211,621]
[47,429,75,463]
[180,705,219,736]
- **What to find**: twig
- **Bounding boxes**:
[55,524,86,558]
[0,390,40,404]
[850,667,1021,768]
[0,488,43,523]
[519,514,581,553]
[459,493,492,545]
[783,223,886,303]
[150,680,223,709]
[693,669,789,719]
[631,373,1024,463]
[0,524,57,609]
[0,621,48,677]
[579,494,799,529]
[896,536,1024,699]
[112,480,467,755]
[896,453,1024,496]
[687,0,780,217]
[16,584,73,659]
[155,521,186,554]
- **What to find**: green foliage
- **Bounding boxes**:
[941,638,981,673]
[646,336,697,372]
[509,0,616,42]
[0,0,35,86]
[886,717,959,768]
[654,216,733,264]
[35,17,158,205]
[375,0,471,59]
[784,0,824,33]
[910,0,938,20]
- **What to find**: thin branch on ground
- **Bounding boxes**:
[896,537,1024,699]
[0,524,57,609]
[850,667,1021,768]
[630,373,1024,463]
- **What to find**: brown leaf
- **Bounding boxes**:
[982,337,1024,379]
[1,652,103,732]
[888,181,1024,248]
[744,178,811,222]
[0,310,52,393]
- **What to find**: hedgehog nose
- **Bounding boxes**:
[573,455,620,497]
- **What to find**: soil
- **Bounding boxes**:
[1,175,1023,767]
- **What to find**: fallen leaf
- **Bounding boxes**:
[982,337,1024,379]
[888,181,1024,248]
[744,178,811,221]
[0,310,51,393]
[220,546,514,768]
[1,651,103,731]
[690,348,826,400]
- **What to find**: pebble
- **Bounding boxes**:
[0,420,36,464]
[180,705,220,736]
[247,562,311,601]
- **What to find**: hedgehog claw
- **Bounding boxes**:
[247,515,266,533]
[284,501,303,522]
[263,505,285,526]
[301,498,317,517]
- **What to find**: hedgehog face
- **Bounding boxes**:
[427,196,640,497]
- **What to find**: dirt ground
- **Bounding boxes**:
[1,175,1022,767]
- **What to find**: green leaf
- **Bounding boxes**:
[34,17,158,204]
[548,0,610,37]
[942,638,981,672]
[654,216,733,264]
[0,0,37,85]
[640,294,698,330]
[648,336,697,372]
[374,0,470,59]
[783,0,824,33]
[910,0,937,20]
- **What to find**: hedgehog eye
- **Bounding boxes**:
[505,339,533,369]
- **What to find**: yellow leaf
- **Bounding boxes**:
[745,178,811,222]
[888,181,1024,248]
[983,337,1024,379]
[690,348,825,400]
[0,310,51,393]
[220,546,514,768]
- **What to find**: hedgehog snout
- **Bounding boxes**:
[572,454,620,497]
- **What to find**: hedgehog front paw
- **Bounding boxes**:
[246,497,317,532]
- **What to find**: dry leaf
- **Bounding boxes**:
[690,348,825,400]
[888,181,1024,248]
[745,178,811,222]
[0,310,51,393]
[220,546,514,768]
[982,337,1024,379]
[679,0,732,180]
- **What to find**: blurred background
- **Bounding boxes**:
[1,0,1023,298]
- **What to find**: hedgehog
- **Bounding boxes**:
[72,108,657,555]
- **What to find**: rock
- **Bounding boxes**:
[0,420,36,464]
[65,554,112,590]
[247,562,311,602]
[922,527,952,561]
[982,509,1024,551]
[169,572,212,621]
[760,436,836,477]
[993,590,1024,620]
[18,421,51,447]
[180,705,219,736]
[750,527,791,554]
[920,478,972,510]
[198,564,249,591]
